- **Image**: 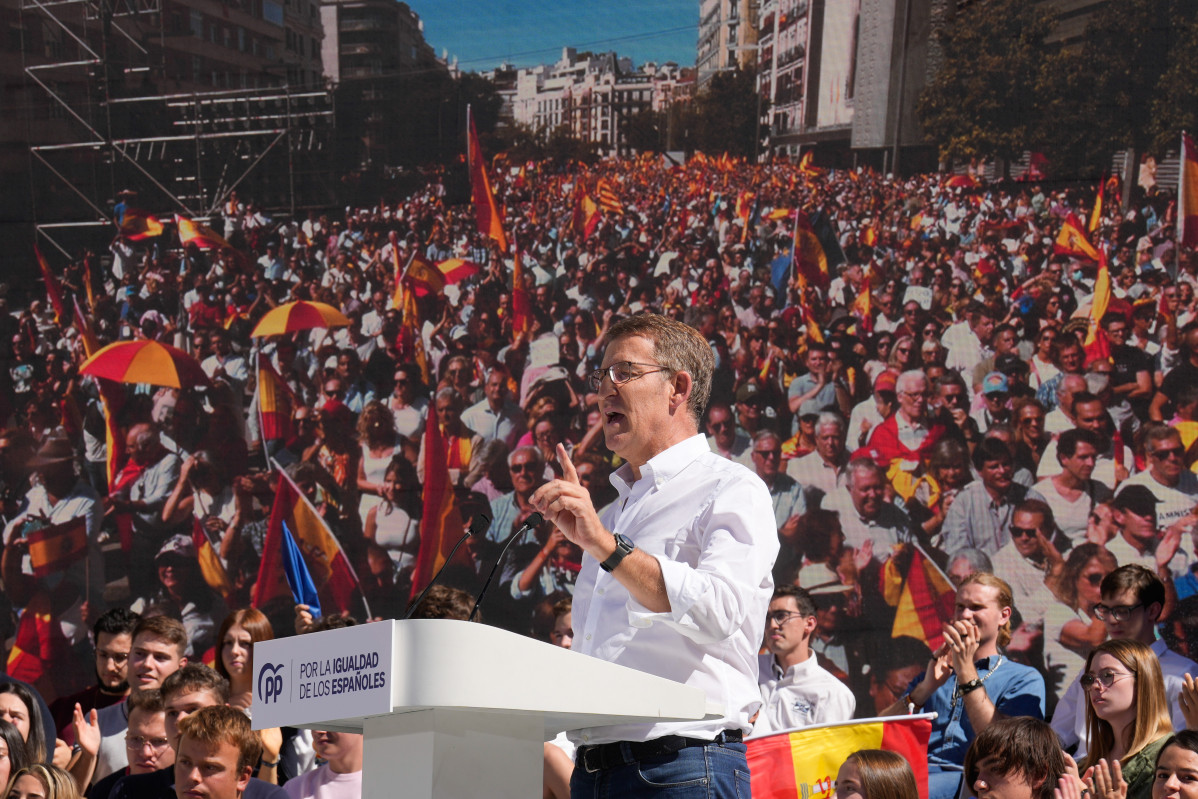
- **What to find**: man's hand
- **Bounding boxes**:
[530,444,609,557]
[294,604,317,635]
[1157,524,1183,571]
[1180,673,1198,730]
[943,619,982,681]
[779,514,802,546]
[73,704,100,757]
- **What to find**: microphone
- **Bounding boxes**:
[403,512,490,620]
[468,511,543,622]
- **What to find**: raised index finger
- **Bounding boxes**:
[557,443,580,485]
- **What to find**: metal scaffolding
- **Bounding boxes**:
[20,0,335,259]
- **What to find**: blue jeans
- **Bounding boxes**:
[570,741,751,798]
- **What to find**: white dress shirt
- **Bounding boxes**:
[1051,638,1197,758]
[568,434,779,746]
[753,652,856,735]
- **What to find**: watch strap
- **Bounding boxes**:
[959,678,985,695]
[600,534,635,572]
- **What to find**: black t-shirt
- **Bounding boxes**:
[1110,344,1152,389]
[1160,361,1198,404]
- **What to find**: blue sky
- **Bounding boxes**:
[416,0,698,72]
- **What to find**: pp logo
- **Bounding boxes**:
[258,662,284,704]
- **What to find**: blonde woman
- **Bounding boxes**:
[1078,639,1175,799]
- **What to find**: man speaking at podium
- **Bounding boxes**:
[532,314,779,798]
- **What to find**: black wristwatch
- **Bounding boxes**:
[600,533,636,572]
[958,678,985,696]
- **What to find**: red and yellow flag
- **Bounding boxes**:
[409,405,466,600]
[884,546,955,651]
[174,215,233,250]
[253,467,363,615]
[1179,132,1198,248]
[1053,214,1100,261]
[1088,177,1104,234]
[512,250,532,337]
[119,209,164,240]
[406,252,446,297]
[467,107,509,252]
[1085,249,1112,362]
[192,517,234,600]
[27,516,87,578]
[437,258,480,285]
[794,213,829,286]
[596,179,624,215]
[748,715,934,799]
[35,246,66,325]
[256,353,293,444]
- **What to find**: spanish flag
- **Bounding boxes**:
[1179,132,1198,248]
[174,215,232,251]
[255,353,293,444]
[748,715,934,799]
[1088,177,1104,234]
[1085,248,1112,362]
[192,517,234,599]
[883,545,955,651]
[119,209,164,240]
[794,213,829,286]
[408,405,465,600]
[35,246,66,325]
[574,189,601,238]
[405,252,446,297]
[253,465,364,616]
[467,106,509,252]
[1053,214,1100,261]
[512,250,532,337]
[27,516,88,578]
[437,258,480,285]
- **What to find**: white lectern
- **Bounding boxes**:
[252,619,721,798]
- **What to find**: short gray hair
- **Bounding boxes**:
[607,313,714,427]
[507,445,545,470]
[895,369,927,395]
[752,429,781,447]
[815,412,846,435]
[845,457,883,486]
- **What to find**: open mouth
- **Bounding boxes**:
[604,411,625,425]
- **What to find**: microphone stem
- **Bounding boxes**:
[468,525,529,622]
[403,530,473,620]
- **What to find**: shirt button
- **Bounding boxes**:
[597,588,604,595]
[585,634,592,641]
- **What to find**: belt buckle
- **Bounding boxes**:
[581,746,602,774]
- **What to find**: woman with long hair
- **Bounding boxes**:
[1078,639,1174,799]
[1043,544,1116,699]
[888,335,922,373]
[1012,398,1050,473]
[355,400,405,523]
[0,685,47,765]
[215,608,275,712]
[836,749,918,799]
[0,721,32,790]
[6,764,78,799]
[363,456,422,590]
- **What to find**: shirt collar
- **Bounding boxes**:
[611,433,708,495]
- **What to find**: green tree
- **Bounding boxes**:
[691,70,764,159]
[917,0,1060,170]
[623,108,667,154]
[1148,7,1198,155]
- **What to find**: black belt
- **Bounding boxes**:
[576,730,744,774]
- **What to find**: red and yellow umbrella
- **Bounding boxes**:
[80,340,210,389]
[251,301,350,338]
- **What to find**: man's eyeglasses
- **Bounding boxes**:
[589,362,671,392]
[510,462,540,473]
[1151,447,1185,460]
[766,610,804,625]
[126,736,171,752]
[1009,526,1039,539]
[1080,669,1134,690]
[1093,603,1143,622]
[753,449,781,459]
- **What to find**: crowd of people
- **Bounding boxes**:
[0,152,1196,798]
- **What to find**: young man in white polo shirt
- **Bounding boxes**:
[754,585,855,734]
